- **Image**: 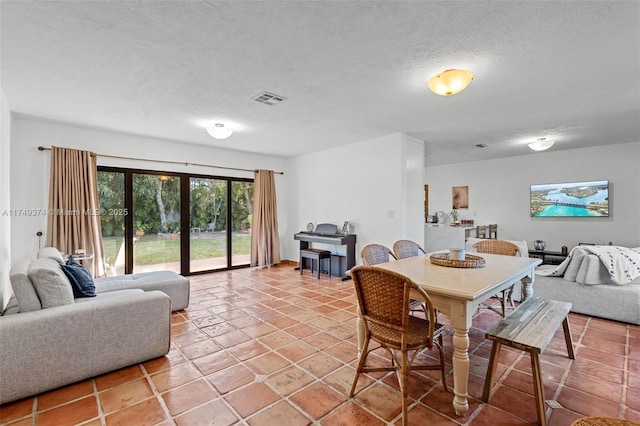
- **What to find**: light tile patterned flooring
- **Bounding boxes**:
[1,264,639,425]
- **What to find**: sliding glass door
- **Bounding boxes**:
[231,181,253,266]
[98,170,126,276]
[132,174,181,274]
[98,167,252,276]
[190,177,228,272]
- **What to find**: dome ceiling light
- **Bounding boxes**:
[206,123,234,140]
[528,137,555,151]
[428,69,474,96]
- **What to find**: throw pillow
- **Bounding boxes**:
[61,257,96,298]
[28,258,75,308]
[38,247,65,264]
[9,259,42,312]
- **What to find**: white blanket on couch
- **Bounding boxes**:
[536,245,640,285]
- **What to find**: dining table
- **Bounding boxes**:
[360,252,542,417]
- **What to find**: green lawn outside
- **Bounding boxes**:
[103,233,251,265]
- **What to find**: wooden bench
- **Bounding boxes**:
[482,297,575,426]
[300,248,332,279]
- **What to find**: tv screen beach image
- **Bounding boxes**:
[530,180,609,217]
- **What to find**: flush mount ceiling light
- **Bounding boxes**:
[528,137,555,151]
[428,69,474,96]
[206,123,233,140]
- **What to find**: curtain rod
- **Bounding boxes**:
[37,146,284,175]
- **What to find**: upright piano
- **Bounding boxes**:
[294,224,357,280]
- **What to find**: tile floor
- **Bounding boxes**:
[1,264,639,426]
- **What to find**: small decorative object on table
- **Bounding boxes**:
[341,221,349,235]
[449,248,466,260]
[450,209,460,225]
[533,240,546,251]
[306,222,314,232]
[430,252,486,268]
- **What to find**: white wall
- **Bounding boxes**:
[0,92,12,310]
[10,116,289,261]
[402,135,425,244]
[286,133,421,262]
[12,114,637,270]
[425,142,640,251]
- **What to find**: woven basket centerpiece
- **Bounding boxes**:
[429,252,486,268]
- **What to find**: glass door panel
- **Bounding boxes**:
[132,174,181,273]
[231,181,253,267]
[98,170,125,276]
[190,177,228,272]
[98,166,253,275]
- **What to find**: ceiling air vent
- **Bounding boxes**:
[475,143,489,148]
[252,91,286,106]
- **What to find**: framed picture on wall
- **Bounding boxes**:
[452,186,469,209]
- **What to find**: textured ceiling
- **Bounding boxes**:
[1,1,639,166]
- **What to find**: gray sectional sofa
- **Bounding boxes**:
[533,246,640,325]
[0,247,191,404]
[533,273,640,325]
[466,240,640,324]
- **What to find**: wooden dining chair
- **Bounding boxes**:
[476,225,487,238]
[472,239,522,317]
[392,239,426,259]
[349,265,448,426]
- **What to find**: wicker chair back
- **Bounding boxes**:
[360,244,397,265]
[472,239,522,257]
[393,240,426,259]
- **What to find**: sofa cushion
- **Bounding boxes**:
[38,247,65,264]
[533,274,640,325]
[75,288,144,303]
[28,258,75,308]
[95,271,190,311]
[61,257,96,298]
[9,259,42,312]
[1,297,20,316]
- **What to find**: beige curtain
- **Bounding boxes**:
[251,170,281,267]
[46,146,105,277]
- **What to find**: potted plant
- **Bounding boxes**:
[166,223,179,240]
[450,209,460,225]
[133,220,146,237]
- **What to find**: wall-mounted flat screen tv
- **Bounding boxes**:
[530,180,609,217]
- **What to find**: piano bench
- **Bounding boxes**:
[300,249,332,279]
